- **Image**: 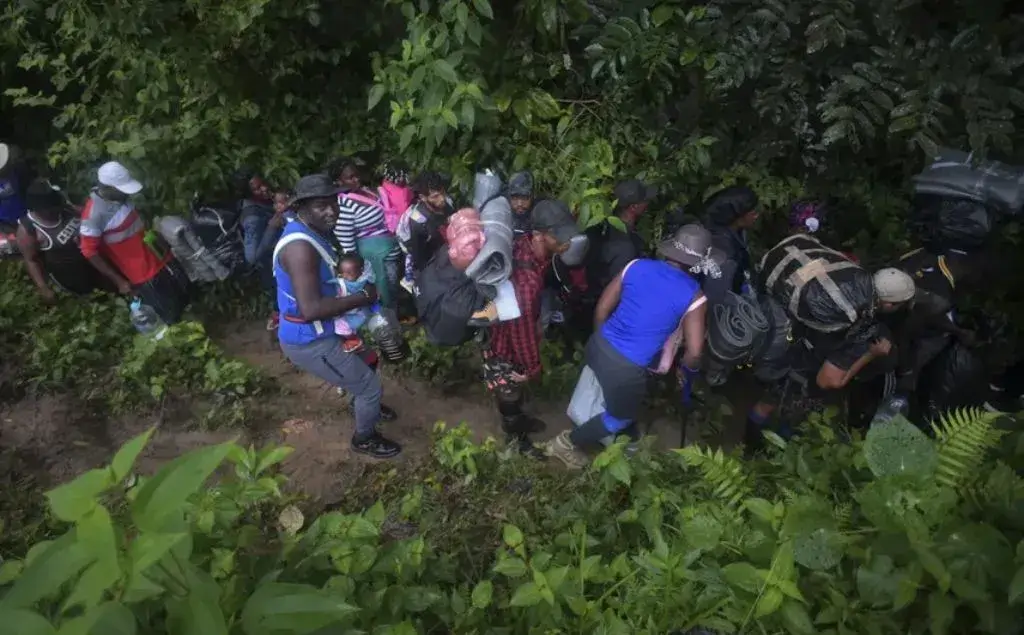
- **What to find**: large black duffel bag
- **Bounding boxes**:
[758,234,874,334]
[415,250,493,347]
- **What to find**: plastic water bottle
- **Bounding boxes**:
[129,298,168,340]
[870,395,910,425]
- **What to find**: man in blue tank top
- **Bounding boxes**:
[273,174,401,459]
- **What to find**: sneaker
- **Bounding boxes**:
[266,312,280,331]
[507,434,546,460]
[352,433,402,459]
[546,430,589,469]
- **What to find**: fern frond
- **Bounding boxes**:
[675,446,752,509]
[932,407,1006,491]
[963,460,1024,512]
[833,502,852,529]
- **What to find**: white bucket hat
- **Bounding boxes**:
[873,267,915,303]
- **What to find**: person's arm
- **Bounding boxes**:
[593,266,628,328]
[816,339,891,390]
[406,219,431,271]
[279,241,375,321]
[253,214,284,262]
[15,224,56,303]
[333,197,358,254]
[79,200,133,294]
[680,293,708,370]
[702,259,737,305]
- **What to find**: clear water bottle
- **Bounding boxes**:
[129,298,167,340]
[367,307,406,362]
[870,394,910,426]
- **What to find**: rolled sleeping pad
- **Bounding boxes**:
[465,195,514,287]
[155,216,221,283]
[706,291,769,366]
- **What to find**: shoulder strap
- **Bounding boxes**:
[620,258,640,280]
[936,255,956,290]
[272,229,338,275]
[343,190,380,207]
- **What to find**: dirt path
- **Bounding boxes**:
[1,319,745,507]
[0,320,573,505]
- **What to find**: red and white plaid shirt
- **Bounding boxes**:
[489,235,550,379]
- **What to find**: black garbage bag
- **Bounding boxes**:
[909,194,993,252]
[415,251,493,347]
[912,147,1024,215]
[758,234,875,334]
[190,200,244,276]
[920,341,988,419]
[752,295,793,383]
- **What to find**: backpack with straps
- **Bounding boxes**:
[758,234,875,334]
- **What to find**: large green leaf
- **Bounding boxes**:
[110,427,156,483]
[863,416,938,479]
[0,609,56,635]
[241,583,358,635]
[131,441,235,532]
[45,469,112,523]
[0,532,94,610]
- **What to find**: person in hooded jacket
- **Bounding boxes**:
[702,186,759,305]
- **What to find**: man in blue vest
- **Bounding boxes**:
[273,174,401,459]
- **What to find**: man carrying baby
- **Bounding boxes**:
[273,174,401,459]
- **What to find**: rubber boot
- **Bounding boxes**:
[498,399,546,459]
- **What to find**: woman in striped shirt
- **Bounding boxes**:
[327,157,401,307]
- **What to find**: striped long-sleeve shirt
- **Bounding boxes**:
[333,189,391,253]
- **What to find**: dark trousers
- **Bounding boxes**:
[137,260,191,325]
[570,332,647,449]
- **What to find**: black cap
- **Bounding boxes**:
[613,179,658,209]
[25,179,64,212]
[290,173,342,206]
[507,171,534,197]
[531,199,579,244]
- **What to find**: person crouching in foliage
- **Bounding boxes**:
[396,171,453,293]
[18,178,115,303]
[273,174,401,460]
[80,161,190,324]
[485,200,582,458]
[548,225,721,469]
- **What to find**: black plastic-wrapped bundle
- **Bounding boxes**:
[920,341,988,420]
[759,234,874,334]
[909,194,993,252]
[912,147,1024,215]
[752,295,793,383]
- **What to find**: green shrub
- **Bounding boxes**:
[3,409,1023,633]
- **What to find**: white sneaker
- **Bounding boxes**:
[545,430,590,469]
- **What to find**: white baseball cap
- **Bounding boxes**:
[97,161,143,195]
[0,143,10,172]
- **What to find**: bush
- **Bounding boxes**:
[2,409,1023,633]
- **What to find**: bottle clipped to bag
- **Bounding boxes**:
[870,394,910,426]
[367,307,407,362]
[129,298,168,340]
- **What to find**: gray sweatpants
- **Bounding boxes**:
[280,335,383,440]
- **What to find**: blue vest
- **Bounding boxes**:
[273,220,339,346]
[601,259,701,367]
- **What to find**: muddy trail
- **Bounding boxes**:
[0,319,745,506]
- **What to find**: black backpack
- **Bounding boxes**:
[415,251,492,347]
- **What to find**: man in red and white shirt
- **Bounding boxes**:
[80,161,189,323]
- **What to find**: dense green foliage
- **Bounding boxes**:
[3,410,1024,634]
[0,263,267,423]
[3,0,1023,258]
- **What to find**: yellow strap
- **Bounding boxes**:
[937,255,955,290]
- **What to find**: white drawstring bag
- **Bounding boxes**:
[567,366,613,446]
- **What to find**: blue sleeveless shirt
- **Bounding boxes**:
[601,259,702,367]
[273,220,340,346]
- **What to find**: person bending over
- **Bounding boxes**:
[548,224,722,468]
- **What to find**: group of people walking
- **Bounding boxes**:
[0,139,1002,466]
